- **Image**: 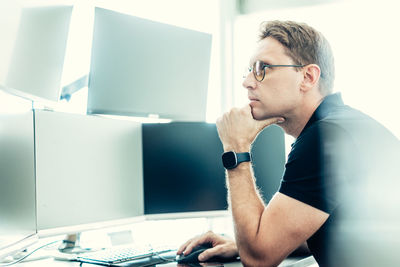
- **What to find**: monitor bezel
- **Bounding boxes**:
[37,216,146,238]
[144,210,230,221]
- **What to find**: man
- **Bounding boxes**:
[177,21,400,266]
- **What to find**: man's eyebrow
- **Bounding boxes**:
[259,58,273,65]
[248,59,272,67]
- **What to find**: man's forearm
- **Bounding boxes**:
[226,161,266,256]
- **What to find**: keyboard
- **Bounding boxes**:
[77,245,176,265]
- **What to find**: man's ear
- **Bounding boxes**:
[300,64,321,92]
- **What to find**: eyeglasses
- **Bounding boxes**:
[244,60,305,82]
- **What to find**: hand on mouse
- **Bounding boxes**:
[177,231,238,262]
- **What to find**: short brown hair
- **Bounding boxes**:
[259,20,335,95]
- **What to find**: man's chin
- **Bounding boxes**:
[251,109,282,122]
[250,110,265,121]
[249,105,262,119]
[250,105,280,120]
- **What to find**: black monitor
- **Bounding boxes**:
[142,122,285,218]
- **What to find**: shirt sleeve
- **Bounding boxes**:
[279,121,354,214]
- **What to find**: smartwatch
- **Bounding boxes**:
[222,151,251,170]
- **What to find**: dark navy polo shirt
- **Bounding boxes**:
[278,93,400,266]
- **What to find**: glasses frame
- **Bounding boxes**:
[247,60,306,82]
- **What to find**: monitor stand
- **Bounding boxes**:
[58,233,93,254]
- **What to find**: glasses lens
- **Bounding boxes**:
[253,61,265,81]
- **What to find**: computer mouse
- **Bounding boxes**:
[176,243,212,264]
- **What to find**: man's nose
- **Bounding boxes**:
[242,73,256,90]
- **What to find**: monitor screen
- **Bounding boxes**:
[87,7,212,121]
[34,110,144,236]
[0,99,37,259]
[142,122,285,218]
[0,4,72,102]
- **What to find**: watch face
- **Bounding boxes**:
[222,151,237,169]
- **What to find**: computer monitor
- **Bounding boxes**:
[0,102,37,259]
[0,5,72,102]
[34,110,145,237]
[251,125,286,203]
[87,7,212,121]
[142,122,285,219]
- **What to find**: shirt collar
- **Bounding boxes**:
[300,92,345,136]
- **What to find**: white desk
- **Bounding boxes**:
[14,255,317,267]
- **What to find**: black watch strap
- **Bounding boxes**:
[236,152,251,163]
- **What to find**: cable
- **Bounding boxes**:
[150,245,177,263]
[0,240,61,266]
[154,252,176,263]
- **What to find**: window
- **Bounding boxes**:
[234,0,400,142]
